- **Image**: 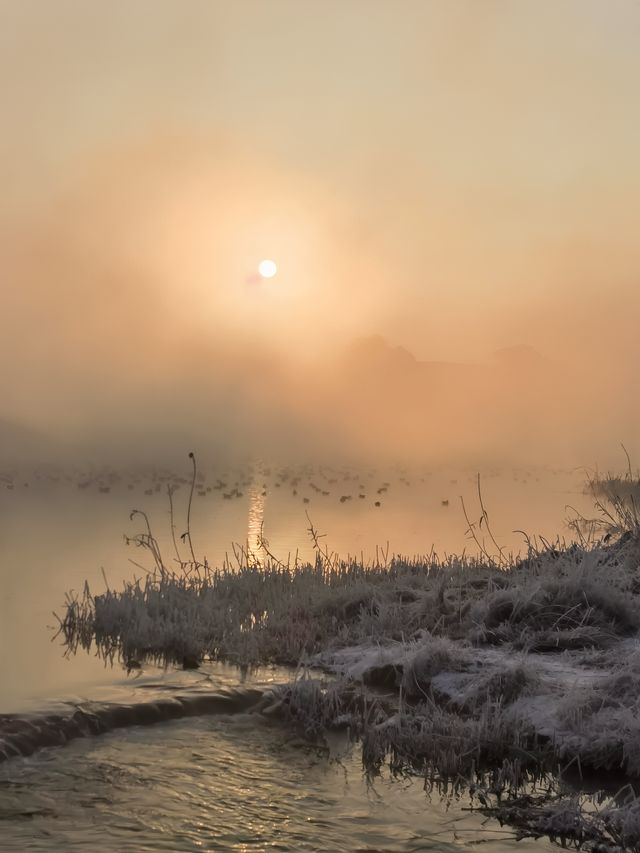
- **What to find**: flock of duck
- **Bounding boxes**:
[0,463,464,509]
[0,462,550,512]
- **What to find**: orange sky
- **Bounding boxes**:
[1,1,639,463]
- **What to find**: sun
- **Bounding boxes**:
[258,259,277,279]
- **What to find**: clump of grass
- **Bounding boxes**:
[362,701,543,784]
[400,635,469,699]
[604,795,640,851]
[469,571,639,650]
[555,653,640,777]
[273,674,383,739]
[461,661,541,711]
[477,786,640,852]
[569,446,640,543]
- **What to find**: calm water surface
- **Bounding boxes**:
[0,463,589,850]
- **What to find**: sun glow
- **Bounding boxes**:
[258,259,277,279]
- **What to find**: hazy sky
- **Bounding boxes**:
[1,1,639,460]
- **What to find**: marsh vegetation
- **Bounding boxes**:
[48,456,640,850]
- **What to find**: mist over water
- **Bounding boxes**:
[2,3,639,850]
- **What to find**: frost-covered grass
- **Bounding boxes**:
[61,529,640,671]
[57,465,640,851]
[578,461,640,541]
[475,785,640,852]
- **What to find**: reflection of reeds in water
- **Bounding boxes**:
[247,481,266,562]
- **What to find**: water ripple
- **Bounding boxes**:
[0,713,556,852]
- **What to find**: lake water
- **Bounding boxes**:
[0,461,590,850]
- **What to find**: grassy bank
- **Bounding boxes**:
[59,465,640,851]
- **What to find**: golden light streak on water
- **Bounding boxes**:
[247,479,266,563]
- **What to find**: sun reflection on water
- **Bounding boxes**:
[247,480,266,562]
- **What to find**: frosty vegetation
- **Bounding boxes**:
[59,459,640,852]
